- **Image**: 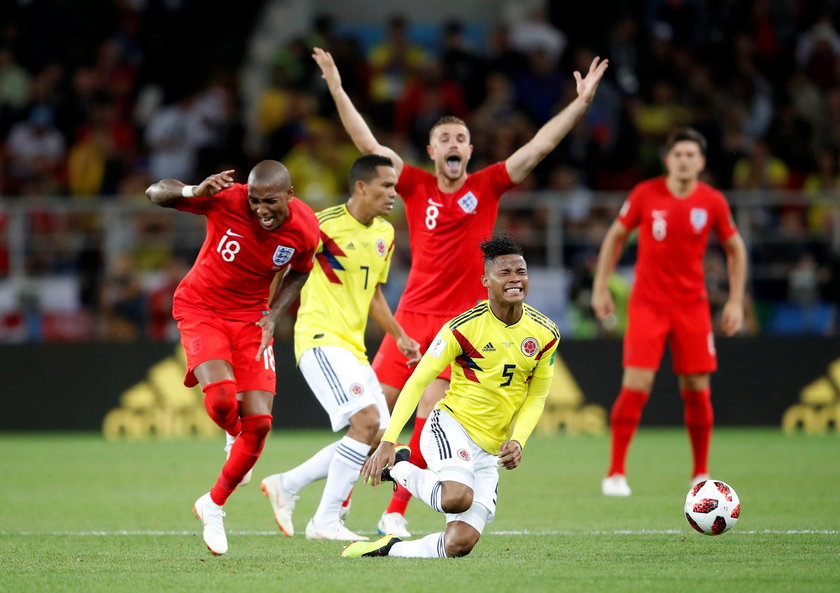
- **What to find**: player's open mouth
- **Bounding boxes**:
[446,156,461,169]
[259,216,275,228]
[504,286,523,294]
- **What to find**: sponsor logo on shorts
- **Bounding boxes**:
[375,239,387,257]
[457,448,471,461]
[349,383,364,397]
[521,337,538,357]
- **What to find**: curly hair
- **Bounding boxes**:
[480,234,524,264]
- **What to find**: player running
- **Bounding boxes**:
[341,235,559,558]
[146,161,320,554]
[591,128,747,497]
[260,155,420,540]
[312,46,607,537]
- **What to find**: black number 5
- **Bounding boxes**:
[500,364,516,387]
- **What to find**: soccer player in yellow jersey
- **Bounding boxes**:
[342,235,560,558]
[261,155,420,541]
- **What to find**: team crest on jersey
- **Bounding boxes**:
[457,448,471,461]
[690,208,708,232]
[457,191,477,214]
[272,245,295,266]
[521,337,539,357]
[375,238,387,257]
[349,383,364,397]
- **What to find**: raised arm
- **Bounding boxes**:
[145,170,235,208]
[311,47,404,175]
[505,57,609,184]
[591,219,631,321]
[720,232,748,336]
[369,285,421,367]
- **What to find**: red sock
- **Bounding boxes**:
[210,414,272,505]
[681,388,713,477]
[607,387,649,476]
[342,488,353,509]
[386,416,427,515]
[202,380,241,436]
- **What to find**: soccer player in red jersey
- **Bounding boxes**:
[312,46,608,535]
[146,160,320,554]
[591,128,748,497]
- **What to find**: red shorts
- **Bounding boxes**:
[372,309,452,390]
[177,316,276,393]
[623,298,717,375]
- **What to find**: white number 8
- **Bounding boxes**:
[425,198,443,230]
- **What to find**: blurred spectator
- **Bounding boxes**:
[732,139,790,191]
[0,46,31,134]
[144,91,201,182]
[439,20,485,109]
[367,14,426,129]
[5,104,65,195]
[147,257,187,342]
[795,12,840,89]
[394,58,468,153]
[99,252,145,341]
[509,7,567,65]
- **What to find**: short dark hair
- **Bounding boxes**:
[429,115,468,141]
[348,154,394,193]
[665,127,707,155]
[480,234,524,264]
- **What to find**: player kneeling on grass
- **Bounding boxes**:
[342,235,559,558]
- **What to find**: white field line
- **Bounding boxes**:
[3,529,837,536]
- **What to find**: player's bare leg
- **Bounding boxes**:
[603,366,655,496]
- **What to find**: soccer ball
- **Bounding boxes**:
[684,479,741,535]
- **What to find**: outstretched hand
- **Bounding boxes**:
[312,47,342,90]
[360,441,396,488]
[196,170,235,196]
[574,57,609,104]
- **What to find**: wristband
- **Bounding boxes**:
[181,185,196,197]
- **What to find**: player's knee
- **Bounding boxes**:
[444,528,480,557]
[440,483,473,514]
[241,414,272,440]
[202,380,239,428]
[348,405,380,444]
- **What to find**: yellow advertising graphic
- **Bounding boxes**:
[781,358,840,434]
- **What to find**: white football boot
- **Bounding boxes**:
[193,493,228,555]
[305,518,369,541]
[602,474,632,497]
[224,432,252,486]
[260,473,299,536]
[377,511,411,539]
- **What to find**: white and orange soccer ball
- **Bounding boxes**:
[684,479,741,535]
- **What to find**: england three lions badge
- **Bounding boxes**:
[272,245,295,266]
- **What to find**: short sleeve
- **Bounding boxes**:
[617,185,644,230]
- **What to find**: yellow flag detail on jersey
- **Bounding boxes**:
[383,301,560,454]
[294,205,394,363]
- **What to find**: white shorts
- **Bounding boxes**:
[298,346,390,432]
[420,408,498,533]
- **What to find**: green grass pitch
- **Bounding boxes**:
[1,428,837,593]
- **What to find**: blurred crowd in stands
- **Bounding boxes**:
[0,0,838,341]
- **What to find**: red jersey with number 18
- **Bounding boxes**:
[618,177,737,306]
[172,183,319,322]
[397,162,516,316]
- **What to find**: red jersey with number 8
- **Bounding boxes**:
[172,183,319,322]
[397,162,516,316]
[618,177,737,305]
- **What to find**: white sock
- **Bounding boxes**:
[389,532,447,558]
[391,462,443,513]
[312,436,368,525]
[281,440,339,494]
